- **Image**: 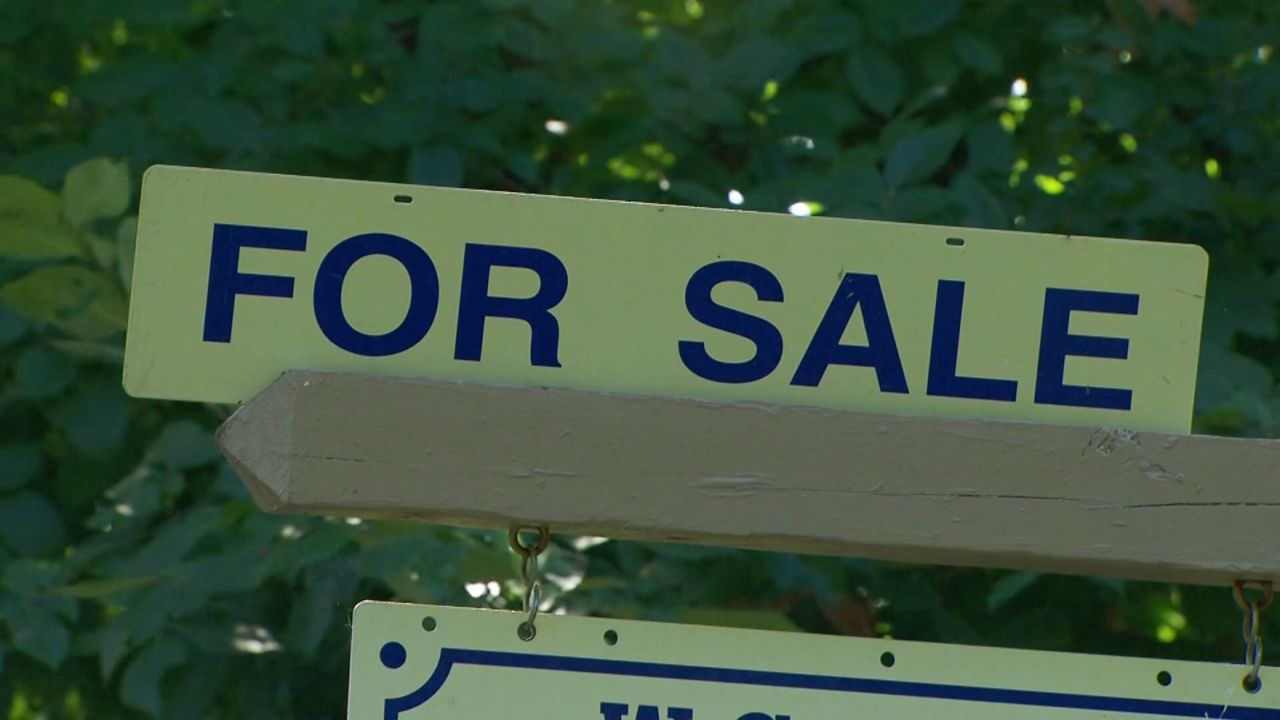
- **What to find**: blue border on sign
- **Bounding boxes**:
[379,645,1277,720]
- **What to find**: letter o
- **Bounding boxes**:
[313,233,440,356]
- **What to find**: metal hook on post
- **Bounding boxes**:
[1233,580,1273,693]
[509,525,550,642]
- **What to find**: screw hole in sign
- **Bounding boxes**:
[603,629,619,646]
[1244,674,1263,694]
[946,237,965,247]
[421,616,437,632]
[1156,671,1172,687]
[394,194,413,204]
[880,652,896,668]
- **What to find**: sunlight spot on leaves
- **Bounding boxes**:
[1009,158,1028,187]
[78,47,103,74]
[231,625,282,654]
[788,201,823,217]
[1161,608,1188,630]
[761,79,779,102]
[641,142,675,166]
[1034,174,1065,195]
[784,135,815,150]
[571,536,610,550]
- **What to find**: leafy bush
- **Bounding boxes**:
[2,0,1278,716]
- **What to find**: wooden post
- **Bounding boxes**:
[218,370,1280,586]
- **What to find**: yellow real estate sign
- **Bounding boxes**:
[125,166,1207,432]
[349,602,1277,719]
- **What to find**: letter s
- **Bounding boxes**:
[678,261,784,384]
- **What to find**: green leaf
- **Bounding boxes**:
[117,215,137,290]
[1,558,61,596]
[49,379,129,456]
[952,32,1002,75]
[286,566,355,657]
[0,176,82,259]
[0,598,70,669]
[988,571,1040,612]
[0,265,128,338]
[103,507,223,577]
[0,491,66,557]
[62,158,131,229]
[1195,346,1274,422]
[0,443,42,491]
[883,122,965,187]
[0,305,26,345]
[845,45,903,117]
[120,637,187,716]
[964,119,1014,174]
[90,466,182,531]
[868,0,962,39]
[12,344,75,398]
[665,181,726,208]
[149,420,220,469]
[1202,251,1280,344]
[791,8,862,56]
[47,338,126,363]
[408,145,464,187]
[457,542,516,582]
[55,576,158,599]
[678,608,800,632]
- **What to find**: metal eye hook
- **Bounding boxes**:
[509,525,550,641]
[1234,580,1272,692]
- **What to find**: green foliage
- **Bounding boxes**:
[2,0,1280,717]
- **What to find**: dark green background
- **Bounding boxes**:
[1,0,1278,716]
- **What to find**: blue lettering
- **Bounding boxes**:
[926,280,1017,402]
[600,702,629,720]
[454,244,568,367]
[313,233,440,357]
[1034,288,1139,410]
[600,704,693,720]
[678,261,784,384]
[738,714,790,720]
[791,273,907,392]
[203,223,306,342]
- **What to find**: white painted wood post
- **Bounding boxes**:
[218,370,1280,587]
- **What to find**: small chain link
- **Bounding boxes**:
[1234,580,1272,691]
[509,526,550,641]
